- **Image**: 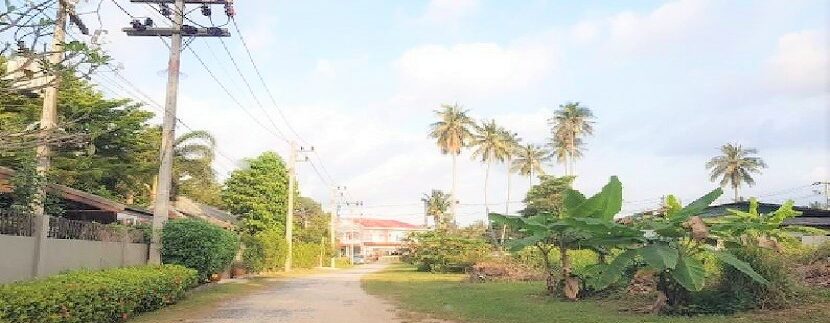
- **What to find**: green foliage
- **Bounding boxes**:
[421,189,453,229]
[0,265,197,323]
[161,219,239,281]
[401,231,491,273]
[1,74,159,206]
[293,196,331,244]
[221,152,290,234]
[717,247,802,311]
[708,198,826,247]
[519,175,574,216]
[241,228,329,272]
[173,130,222,206]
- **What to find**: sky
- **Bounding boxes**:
[62,0,830,225]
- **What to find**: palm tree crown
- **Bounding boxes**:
[429,104,475,155]
[705,143,767,202]
[470,119,511,163]
[512,143,550,183]
[171,130,218,202]
[421,189,453,229]
[548,102,595,175]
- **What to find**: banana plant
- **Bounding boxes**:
[588,188,769,313]
[490,176,644,299]
[708,198,826,249]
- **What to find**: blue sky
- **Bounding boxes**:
[71,0,828,225]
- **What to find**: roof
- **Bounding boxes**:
[0,166,151,216]
[173,197,237,229]
[352,218,422,229]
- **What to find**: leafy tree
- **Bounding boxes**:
[293,196,331,244]
[511,143,550,189]
[492,176,643,299]
[173,130,221,206]
[1,73,159,205]
[548,102,594,176]
[470,119,511,215]
[221,152,290,234]
[421,189,453,229]
[429,103,475,221]
[593,189,769,313]
[706,143,767,202]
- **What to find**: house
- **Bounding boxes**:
[171,197,237,229]
[337,218,427,259]
[0,166,152,224]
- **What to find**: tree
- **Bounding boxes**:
[500,129,521,214]
[548,102,594,176]
[592,189,769,313]
[492,176,643,299]
[1,73,159,205]
[221,152,290,235]
[429,104,474,222]
[470,119,510,216]
[421,189,453,229]
[511,143,549,189]
[293,196,331,244]
[706,143,767,202]
[172,130,221,206]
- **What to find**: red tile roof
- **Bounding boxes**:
[354,218,421,229]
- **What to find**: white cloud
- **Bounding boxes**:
[396,40,556,96]
[607,0,710,53]
[570,21,600,44]
[765,30,829,97]
[420,0,479,24]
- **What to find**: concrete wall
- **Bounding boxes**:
[0,235,148,284]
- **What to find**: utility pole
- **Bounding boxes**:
[285,143,312,272]
[30,0,70,278]
[329,185,344,267]
[814,182,830,209]
[122,0,231,264]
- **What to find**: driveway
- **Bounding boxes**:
[193,264,402,323]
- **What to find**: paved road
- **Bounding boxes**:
[194,264,402,323]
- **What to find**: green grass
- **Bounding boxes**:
[362,264,830,323]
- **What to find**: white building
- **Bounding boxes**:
[338,218,427,259]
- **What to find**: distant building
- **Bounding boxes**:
[337,218,427,259]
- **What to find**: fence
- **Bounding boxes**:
[0,210,150,284]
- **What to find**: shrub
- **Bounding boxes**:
[512,246,598,275]
[0,265,197,323]
[717,246,802,310]
[400,231,491,273]
[161,218,239,281]
[468,257,545,282]
[242,229,330,272]
[335,256,353,268]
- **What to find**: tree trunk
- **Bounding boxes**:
[537,245,556,295]
[501,157,511,244]
[734,184,739,202]
[451,153,458,227]
[560,245,579,300]
[484,160,490,216]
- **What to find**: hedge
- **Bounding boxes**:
[242,229,330,272]
[0,265,197,323]
[161,218,240,281]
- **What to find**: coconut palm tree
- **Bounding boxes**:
[500,129,521,215]
[421,189,453,229]
[429,104,475,220]
[706,143,767,202]
[171,130,217,202]
[470,119,511,216]
[548,102,595,176]
[512,143,550,189]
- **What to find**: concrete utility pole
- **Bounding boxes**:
[329,185,344,267]
[122,0,231,264]
[285,144,312,272]
[30,0,70,278]
[814,182,830,209]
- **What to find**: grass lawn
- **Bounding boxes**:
[362,264,830,323]
[129,268,324,322]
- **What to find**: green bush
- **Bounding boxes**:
[512,246,598,274]
[0,265,197,323]
[335,256,353,268]
[401,231,491,273]
[242,229,329,272]
[717,246,802,310]
[161,218,239,281]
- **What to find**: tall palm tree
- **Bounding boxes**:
[512,143,550,189]
[421,189,453,229]
[470,119,511,216]
[706,143,767,202]
[171,130,217,202]
[500,129,521,215]
[429,104,475,221]
[548,102,595,176]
